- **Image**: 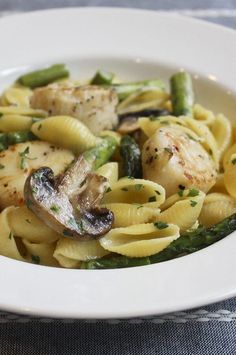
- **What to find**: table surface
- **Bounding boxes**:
[1,1,236,354]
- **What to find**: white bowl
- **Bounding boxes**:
[0,7,236,319]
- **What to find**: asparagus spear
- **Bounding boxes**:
[83,136,118,170]
[120,135,142,178]
[18,64,69,89]
[0,131,37,151]
[91,70,114,85]
[170,72,194,117]
[112,79,165,101]
[81,213,236,269]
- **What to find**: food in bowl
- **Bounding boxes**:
[0,64,235,269]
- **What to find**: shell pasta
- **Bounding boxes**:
[0,66,235,269]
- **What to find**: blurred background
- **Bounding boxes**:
[0,0,236,29]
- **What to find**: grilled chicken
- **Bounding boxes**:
[30,83,118,135]
[0,141,74,209]
[142,126,217,197]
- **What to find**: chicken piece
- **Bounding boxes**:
[0,141,74,209]
[142,126,217,197]
[30,83,118,135]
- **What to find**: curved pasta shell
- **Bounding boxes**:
[223,143,236,170]
[211,114,233,159]
[184,117,219,166]
[0,206,24,261]
[224,154,236,198]
[54,238,109,267]
[209,174,227,194]
[100,223,179,257]
[23,239,59,267]
[199,193,236,227]
[102,177,165,208]
[158,189,205,231]
[96,162,119,186]
[8,205,60,243]
[2,87,32,107]
[103,203,160,227]
[0,114,34,132]
[193,104,215,125]
[117,89,169,115]
[31,116,100,154]
[0,106,46,117]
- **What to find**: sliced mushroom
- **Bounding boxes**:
[24,156,114,240]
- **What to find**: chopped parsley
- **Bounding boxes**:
[232,158,236,165]
[37,124,42,131]
[121,187,128,192]
[134,184,143,192]
[137,205,143,209]
[155,190,161,195]
[0,164,5,169]
[188,189,199,197]
[154,221,169,229]
[18,146,37,170]
[164,147,172,154]
[178,185,185,197]
[208,149,213,156]
[190,200,198,207]
[63,229,73,237]
[50,204,60,213]
[31,255,40,264]
[106,187,112,193]
[8,232,13,240]
[25,219,31,224]
[148,196,156,202]
[149,117,160,121]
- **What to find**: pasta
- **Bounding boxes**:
[99,223,179,257]
[31,116,101,154]
[0,66,235,269]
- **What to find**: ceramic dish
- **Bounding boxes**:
[0,7,236,319]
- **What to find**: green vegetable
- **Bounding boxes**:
[120,135,142,178]
[91,70,114,85]
[112,79,165,101]
[170,72,194,117]
[0,131,37,152]
[18,146,37,170]
[81,213,236,269]
[83,136,118,170]
[18,64,69,89]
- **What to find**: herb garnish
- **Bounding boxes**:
[190,200,198,207]
[232,158,236,165]
[148,196,156,202]
[18,146,37,169]
[154,221,169,229]
[106,187,112,193]
[50,204,60,213]
[121,187,128,192]
[188,189,199,197]
[134,184,143,191]
[31,255,40,264]
[8,232,13,240]
[0,164,5,169]
[164,147,172,154]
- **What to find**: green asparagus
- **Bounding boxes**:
[18,64,69,89]
[0,131,37,151]
[112,79,165,101]
[120,135,142,178]
[91,70,114,85]
[81,213,236,269]
[170,72,194,117]
[83,136,118,170]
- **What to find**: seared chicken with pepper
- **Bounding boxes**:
[142,126,217,197]
[30,83,118,135]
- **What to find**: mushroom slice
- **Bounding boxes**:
[24,156,114,240]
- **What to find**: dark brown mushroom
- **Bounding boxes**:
[24,156,114,240]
